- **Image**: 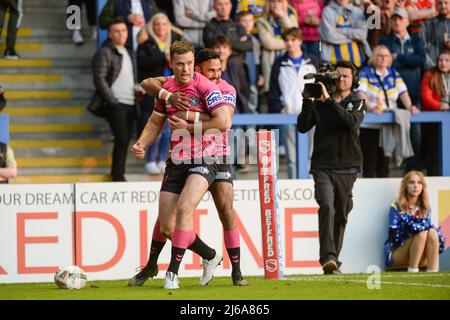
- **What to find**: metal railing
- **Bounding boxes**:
[232,112,450,178]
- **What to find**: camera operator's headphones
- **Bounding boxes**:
[349,62,360,90]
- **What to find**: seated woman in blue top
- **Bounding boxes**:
[384,170,445,272]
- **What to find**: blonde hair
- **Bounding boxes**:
[137,13,172,54]
[263,0,289,16]
[367,45,393,67]
[396,170,430,217]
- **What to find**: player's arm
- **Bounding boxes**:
[140,77,190,110]
[131,112,167,159]
[170,104,231,133]
[174,104,234,123]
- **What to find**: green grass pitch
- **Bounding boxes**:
[1,272,449,300]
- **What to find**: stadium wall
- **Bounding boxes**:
[0,178,449,283]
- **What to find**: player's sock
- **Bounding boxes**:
[224,228,241,273]
[147,222,167,268]
[168,229,196,275]
[187,234,216,260]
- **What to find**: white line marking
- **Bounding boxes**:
[286,277,450,288]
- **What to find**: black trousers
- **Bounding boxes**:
[421,123,440,176]
[312,169,357,266]
[106,103,136,181]
[0,0,19,51]
[359,128,389,177]
[67,0,97,26]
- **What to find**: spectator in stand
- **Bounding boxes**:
[136,13,179,175]
[256,0,298,93]
[367,0,395,49]
[68,0,98,45]
[213,35,250,172]
[384,171,445,272]
[420,49,450,176]
[0,0,22,59]
[173,0,216,50]
[380,7,426,174]
[154,0,175,23]
[237,11,263,114]
[235,0,266,35]
[289,0,322,56]
[203,0,253,57]
[404,0,436,35]
[99,0,156,51]
[91,18,138,181]
[356,45,419,177]
[421,0,450,69]
[269,27,317,178]
[319,0,371,67]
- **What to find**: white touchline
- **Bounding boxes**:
[286,277,450,288]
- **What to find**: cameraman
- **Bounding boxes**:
[297,60,366,274]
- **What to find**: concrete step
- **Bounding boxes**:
[0,28,33,38]
[13,144,110,157]
[10,131,112,140]
[6,98,90,106]
[0,74,93,90]
[11,139,102,149]
[7,106,85,116]
[4,89,93,100]
[16,156,112,168]
[10,123,92,133]
[0,58,91,68]
[0,42,96,58]
[1,34,95,44]
[10,113,99,124]
[1,68,89,75]
[10,174,113,184]
[17,10,93,31]
[1,28,80,39]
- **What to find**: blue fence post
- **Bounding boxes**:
[440,112,450,176]
[97,0,108,48]
[296,131,309,179]
[0,114,9,144]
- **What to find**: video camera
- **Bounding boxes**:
[303,63,341,99]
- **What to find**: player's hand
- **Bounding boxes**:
[131,141,147,159]
[168,92,190,110]
[168,115,189,131]
[317,82,330,102]
[174,110,189,122]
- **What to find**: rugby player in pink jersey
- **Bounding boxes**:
[130,49,248,287]
[130,41,230,289]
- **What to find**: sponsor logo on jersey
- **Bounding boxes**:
[224,94,236,106]
[206,91,222,107]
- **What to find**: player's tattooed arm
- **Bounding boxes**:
[173,110,211,122]
[173,104,233,123]
[170,104,231,133]
[140,76,190,110]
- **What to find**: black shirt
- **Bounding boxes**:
[297,92,366,171]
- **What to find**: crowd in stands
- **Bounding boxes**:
[78,0,450,179]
